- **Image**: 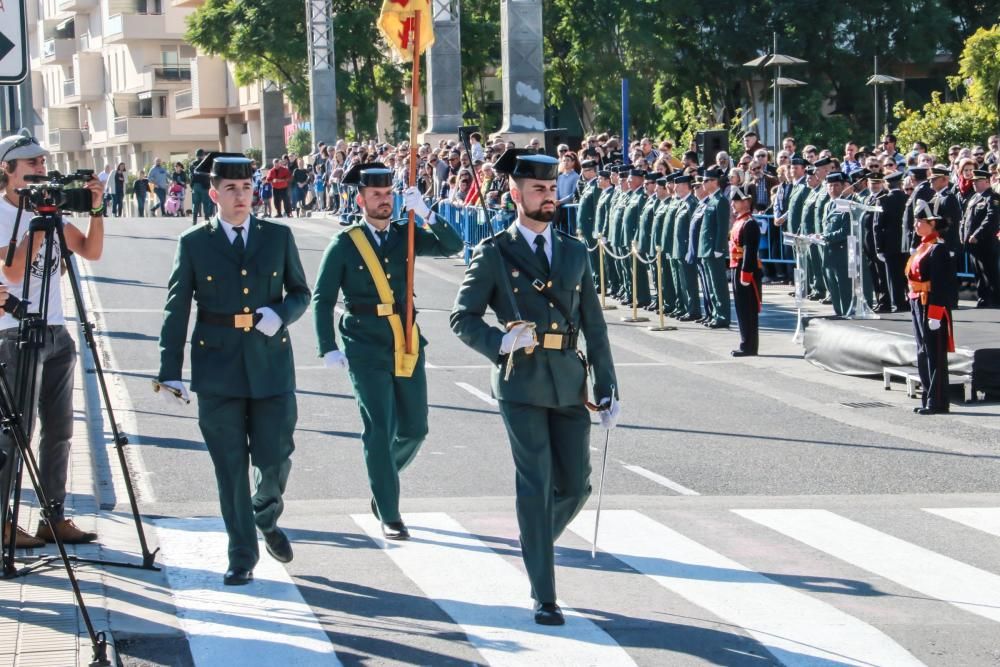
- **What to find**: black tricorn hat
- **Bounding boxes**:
[493,149,559,180]
[730,186,753,201]
[342,162,393,187]
[195,152,254,180]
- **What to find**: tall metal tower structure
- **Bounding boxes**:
[306,0,337,146]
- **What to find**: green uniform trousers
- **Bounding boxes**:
[348,360,428,524]
[498,400,592,604]
[198,392,295,570]
[618,251,632,297]
[823,247,851,316]
[668,259,685,314]
[191,183,214,222]
[604,249,622,295]
[679,261,702,317]
[634,258,651,306]
[653,254,676,314]
[705,257,731,324]
[808,245,827,298]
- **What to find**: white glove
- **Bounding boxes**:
[876,253,886,262]
[713,251,724,258]
[402,186,432,220]
[928,319,942,331]
[499,325,535,355]
[323,350,350,370]
[254,307,282,337]
[156,380,189,406]
[740,279,750,286]
[598,396,621,430]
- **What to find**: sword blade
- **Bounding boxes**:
[591,427,611,558]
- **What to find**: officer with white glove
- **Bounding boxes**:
[401,185,432,222]
[323,350,350,369]
[254,307,282,337]
[597,395,621,430]
[500,323,536,355]
[156,380,190,405]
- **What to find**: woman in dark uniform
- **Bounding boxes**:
[906,200,958,415]
[729,187,761,356]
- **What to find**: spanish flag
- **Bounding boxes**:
[377,0,435,62]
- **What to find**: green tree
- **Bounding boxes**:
[949,25,1000,110]
[287,129,313,156]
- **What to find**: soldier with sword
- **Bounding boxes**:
[450,150,620,626]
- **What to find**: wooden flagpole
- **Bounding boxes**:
[404,8,422,354]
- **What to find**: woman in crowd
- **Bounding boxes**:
[132,169,149,217]
[112,162,127,217]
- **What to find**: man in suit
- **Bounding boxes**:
[157,154,311,585]
[961,169,999,307]
[451,151,619,627]
[312,163,463,541]
[873,171,909,312]
[862,172,891,311]
[929,165,963,257]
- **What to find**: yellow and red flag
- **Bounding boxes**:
[377,0,435,62]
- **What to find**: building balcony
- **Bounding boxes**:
[56,0,98,13]
[112,115,217,143]
[41,38,76,64]
[62,77,101,104]
[105,12,181,42]
[47,128,84,152]
[171,0,204,6]
[174,56,229,119]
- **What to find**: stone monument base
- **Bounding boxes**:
[419,131,463,147]
[488,131,546,149]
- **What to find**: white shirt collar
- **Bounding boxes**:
[364,220,392,245]
[516,221,553,263]
[217,216,251,245]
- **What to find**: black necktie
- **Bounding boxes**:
[377,229,389,246]
[533,235,549,274]
[233,226,245,253]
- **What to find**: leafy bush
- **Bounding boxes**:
[893,93,996,158]
[286,129,312,157]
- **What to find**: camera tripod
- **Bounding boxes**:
[1,197,159,579]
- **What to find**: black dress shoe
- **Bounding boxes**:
[916,407,949,415]
[677,314,698,321]
[708,321,730,329]
[223,567,253,586]
[696,316,710,324]
[533,602,565,626]
[370,496,380,520]
[730,350,757,357]
[382,521,410,541]
[821,297,832,305]
[913,406,924,413]
[263,528,293,563]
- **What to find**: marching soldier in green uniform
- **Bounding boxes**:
[622,170,653,307]
[312,164,463,540]
[595,168,619,296]
[815,172,852,316]
[697,169,731,328]
[574,160,601,285]
[672,174,702,321]
[157,154,311,585]
[450,151,619,627]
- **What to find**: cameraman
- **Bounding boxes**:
[0,130,105,548]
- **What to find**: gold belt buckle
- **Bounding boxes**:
[376,303,394,316]
[542,333,564,350]
[233,313,254,328]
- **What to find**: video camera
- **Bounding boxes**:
[15,170,95,214]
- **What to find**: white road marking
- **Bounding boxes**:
[622,464,699,496]
[352,512,636,667]
[156,518,342,666]
[737,509,1000,624]
[924,507,1000,539]
[568,510,924,667]
[455,382,499,407]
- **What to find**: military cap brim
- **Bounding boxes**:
[580,159,598,169]
[790,157,807,166]
[972,169,990,180]
[813,156,833,167]
[825,172,847,184]
[493,149,559,180]
[195,152,254,180]
[656,177,669,186]
[908,167,929,178]
[644,172,659,182]
[342,161,393,187]
[730,187,753,201]
[849,169,870,183]
[673,174,694,185]
[930,165,951,179]
[598,169,611,178]
[885,171,904,182]
[702,168,724,180]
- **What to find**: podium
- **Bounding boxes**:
[830,198,881,321]
[782,232,826,343]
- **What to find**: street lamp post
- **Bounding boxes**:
[866,56,904,148]
[743,32,807,157]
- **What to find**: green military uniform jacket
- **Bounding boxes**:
[812,191,832,235]
[312,216,463,370]
[636,194,661,255]
[820,207,850,249]
[450,224,617,408]
[801,186,823,236]
[652,197,675,257]
[575,177,600,240]
[159,215,311,398]
[697,191,731,259]
[672,195,698,260]
[594,186,616,239]
[786,179,810,235]
[608,189,629,247]
[622,190,648,251]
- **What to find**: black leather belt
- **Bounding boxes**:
[197,309,263,329]
[538,331,578,351]
[347,303,415,317]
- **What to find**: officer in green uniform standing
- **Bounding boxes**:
[637,173,661,311]
[157,154,311,585]
[622,170,652,307]
[608,168,634,301]
[647,176,676,314]
[697,169,731,328]
[312,163,463,540]
[595,168,619,295]
[189,148,215,225]
[800,167,826,301]
[574,160,601,285]
[672,174,702,321]
[776,157,809,235]
[450,151,619,627]
[816,172,852,316]
[808,157,834,301]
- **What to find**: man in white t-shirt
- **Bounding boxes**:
[0,130,105,549]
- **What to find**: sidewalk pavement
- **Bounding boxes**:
[0,281,182,667]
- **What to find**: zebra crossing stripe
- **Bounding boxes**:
[156,518,343,666]
[352,512,636,666]
[568,510,924,667]
[737,509,1000,624]
[924,507,1000,539]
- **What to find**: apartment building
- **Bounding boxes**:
[27,0,280,175]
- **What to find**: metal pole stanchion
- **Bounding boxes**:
[599,237,616,311]
[622,241,649,323]
[650,247,676,332]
